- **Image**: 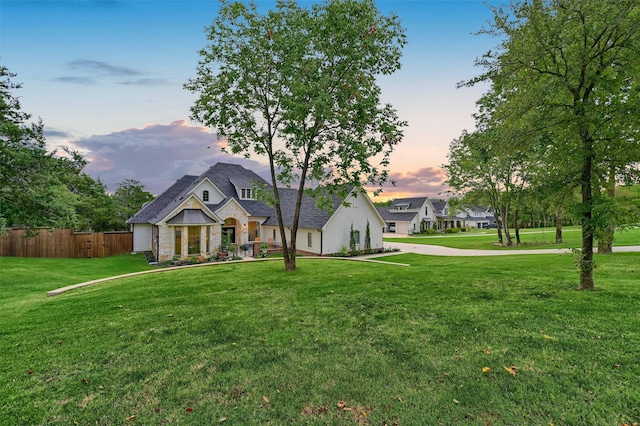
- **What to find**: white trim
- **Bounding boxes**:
[155,194,221,226]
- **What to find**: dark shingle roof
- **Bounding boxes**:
[261,188,343,229]
[375,206,418,222]
[127,162,350,229]
[429,199,447,215]
[390,197,427,210]
[126,175,197,224]
[200,163,270,197]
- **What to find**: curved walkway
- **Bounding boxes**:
[46,256,410,297]
[379,242,640,257]
[47,244,640,297]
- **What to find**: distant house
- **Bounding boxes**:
[126,162,385,261]
[377,197,495,233]
[460,205,495,229]
[376,197,437,234]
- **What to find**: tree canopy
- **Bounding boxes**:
[1,65,154,235]
[186,0,406,270]
[459,0,640,289]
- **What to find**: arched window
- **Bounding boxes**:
[202,190,209,202]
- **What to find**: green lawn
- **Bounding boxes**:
[385,226,640,250]
[1,254,639,424]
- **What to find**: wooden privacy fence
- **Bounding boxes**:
[0,228,133,258]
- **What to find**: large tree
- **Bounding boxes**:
[1,65,140,235]
[462,0,640,289]
[113,179,154,228]
[186,0,406,270]
[1,65,79,234]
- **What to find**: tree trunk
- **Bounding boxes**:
[284,248,296,271]
[597,166,616,254]
[555,214,563,244]
[577,134,595,290]
[597,225,615,254]
[514,208,521,245]
[502,205,513,247]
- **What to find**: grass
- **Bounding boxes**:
[384,226,640,250]
[1,253,640,424]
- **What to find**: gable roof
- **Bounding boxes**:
[390,197,428,210]
[126,175,197,224]
[127,162,358,229]
[375,206,418,222]
[199,162,269,198]
[260,188,343,229]
[429,199,448,215]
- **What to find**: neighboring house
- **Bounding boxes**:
[376,197,437,234]
[127,162,385,261]
[432,201,496,229]
[460,205,495,229]
[378,198,495,232]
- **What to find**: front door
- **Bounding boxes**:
[222,227,236,244]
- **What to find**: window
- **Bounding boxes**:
[174,229,182,256]
[273,229,276,240]
[397,205,407,211]
[202,190,209,202]
[188,227,200,255]
[425,207,428,215]
[307,232,312,248]
[352,230,360,244]
[240,188,253,199]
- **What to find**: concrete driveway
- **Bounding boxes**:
[380,239,640,257]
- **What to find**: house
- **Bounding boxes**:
[431,202,497,230]
[377,197,495,233]
[126,162,386,261]
[376,197,436,234]
[460,205,495,229]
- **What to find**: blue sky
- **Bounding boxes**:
[1,0,500,198]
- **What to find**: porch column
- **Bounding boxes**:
[200,226,207,256]
[182,226,188,257]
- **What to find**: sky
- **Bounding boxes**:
[1,0,501,200]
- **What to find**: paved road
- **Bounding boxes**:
[379,241,640,257]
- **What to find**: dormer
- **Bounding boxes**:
[239,188,256,200]
[395,203,409,211]
[230,178,259,200]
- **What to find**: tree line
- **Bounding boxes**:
[1,65,153,236]
[445,0,640,289]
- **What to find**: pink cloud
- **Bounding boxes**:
[71,120,270,194]
[368,166,451,201]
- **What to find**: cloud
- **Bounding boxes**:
[68,59,140,76]
[68,120,451,200]
[72,120,271,194]
[52,76,97,85]
[369,167,451,201]
[44,129,71,138]
[54,60,167,86]
[118,78,171,86]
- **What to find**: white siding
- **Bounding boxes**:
[192,179,225,204]
[132,223,153,252]
[322,191,384,254]
[299,228,322,254]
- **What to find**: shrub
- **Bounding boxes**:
[445,228,460,233]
